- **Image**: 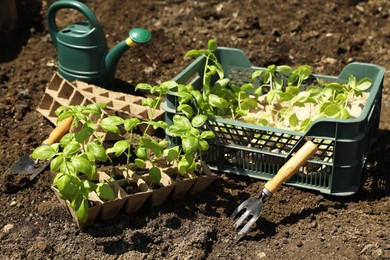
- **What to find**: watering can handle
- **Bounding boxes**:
[47,0,101,47]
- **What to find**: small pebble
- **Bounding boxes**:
[3,224,14,233]
[10,201,17,206]
[372,248,383,258]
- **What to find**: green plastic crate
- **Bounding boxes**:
[164,47,386,196]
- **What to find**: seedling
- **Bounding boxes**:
[181,39,373,132]
[32,103,115,222]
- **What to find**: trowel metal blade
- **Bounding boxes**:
[5,155,50,180]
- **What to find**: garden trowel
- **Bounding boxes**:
[231,140,318,235]
[5,117,73,181]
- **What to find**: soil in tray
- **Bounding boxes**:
[122,182,140,195]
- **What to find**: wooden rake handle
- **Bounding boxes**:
[264,140,318,194]
[42,117,73,145]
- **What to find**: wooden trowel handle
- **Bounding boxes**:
[264,140,318,194]
[42,117,73,145]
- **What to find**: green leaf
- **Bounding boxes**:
[178,156,190,174]
[96,183,115,201]
[209,94,228,109]
[200,130,215,139]
[71,156,93,179]
[177,104,194,118]
[287,73,299,85]
[251,70,263,80]
[135,146,148,160]
[63,141,80,156]
[59,161,76,175]
[185,49,206,58]
[54,105,69,117]
[235,109,248,117]
[214,78,230,88]
[165,146,180,162]
[160,81,179,93]
[147,120,168,130]
[82,180,97,191]
[277,65,292,75]
[286,86,300,95]
[339,107,350,119]
[335,93,348,103]
[50,155,65,172]
[356,77,372,91]
[75,125,94,143]
[142,97,159,108]
[54,173,80,200]
[325,82,343,92]
[99,116,124,133]
[323,104,341,117]
[199,139,209,151]
[257,117,269,126]
[191,90,203,104]
[299,118,312,132]
[208,39,217,52]
[59,133,74,148]
[241,98,258,110]
[149,167,162,185]
[135,83,152,91]
[173,115,192,129]
[296,91,311,103]
[240,83,254,92]
[263,71,272,84]
[288,112,299,127]
[191,115,208,127]
[348,74,357,89]
[124,118,141,132]
[134,158,146,169]
[190,127,200,137]
[267,64,277,73]
[266,90,276,104]
[182,136,199,154]
[71,194,88,223]
[85,103,104,115]
[297,65,312,80]
[274,77,284,89]
[140,138,163,158]
[166,124,190,137]
[159,140,169,149]
[175,91,193,104]
[353,88,363,97]
[107,140,130,157]
[87,142,107,162]
[254,86,263,97]
[31,145,57,160]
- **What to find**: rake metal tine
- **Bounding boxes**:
[230,207,240,219]
[237,215,260,235]
[234,210,251,229]
[231,198,251,219]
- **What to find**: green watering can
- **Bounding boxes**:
[47,0,151,88]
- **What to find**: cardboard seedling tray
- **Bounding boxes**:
[37,73,165,139]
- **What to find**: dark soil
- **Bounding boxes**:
[1,0,389,259]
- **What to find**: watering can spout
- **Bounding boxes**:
[105,28,151,83]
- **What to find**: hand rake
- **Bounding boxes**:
[231,140,318,235]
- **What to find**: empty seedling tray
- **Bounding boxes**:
[164,47,386,196]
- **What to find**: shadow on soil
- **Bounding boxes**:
[0,0,44,63]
